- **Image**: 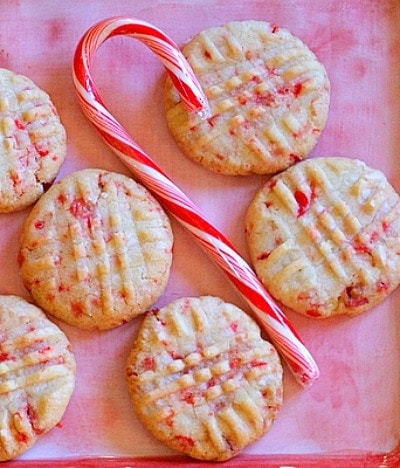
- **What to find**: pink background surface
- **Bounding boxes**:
[0,0,400,465]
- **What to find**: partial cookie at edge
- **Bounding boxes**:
[0,68,66,213]
[0,295,76,461]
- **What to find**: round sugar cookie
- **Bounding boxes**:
[0,295,75,461]
[19,169,173,330]
[0,68,66,213]
[245,157,400,318]
[165,20,330,175]
[126,296,283,461]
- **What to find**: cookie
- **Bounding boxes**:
[0,295,75,461]
[245,157,400,318]
[165,20,330,175]
[19,169,173,330]
[126,296,283,461]
[0,68,66,213]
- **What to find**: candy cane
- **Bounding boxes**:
[72,17,319,386]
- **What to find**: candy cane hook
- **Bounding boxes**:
[72,17,319,386]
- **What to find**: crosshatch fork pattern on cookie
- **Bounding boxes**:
[246,157,400,317]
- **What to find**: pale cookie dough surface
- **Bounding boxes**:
[126,296,283,461]
[19,169,173,330]
[0,68,66,213]
[0,295,76,461]
[246,157,400,317]
[165,20,330,175]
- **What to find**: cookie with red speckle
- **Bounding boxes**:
[246,157,400,318]
[19,169,173,330]
[0,295,75,461]
[126,296,283,461]
[164,20,330,175]
[0,68,66,213]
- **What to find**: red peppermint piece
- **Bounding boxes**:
[69,197,94,228]
[352,241,371,255]
[182,390,195,405]
[35,144,49,157]
[14,119,26,130]
[229,356,241,369]
[38,345,52,354]
[0,352,16,362]
[71,301,84,317]
[34,220,45,230]
[142,356,155,371]
[250,359,267,368]
[175,434,195,448]
[377,281,389,292]
[165,409,175,427]
[305,309,322,318]
[257,251,270,261]
[292,82,302,97]
[343,286,369,308]
[294,190,310,217]
[271,24,279,33]
[27,403,44,435]
[382,221,391,233]
[229,321,238,332]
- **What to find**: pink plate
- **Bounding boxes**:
[1,0,400,466]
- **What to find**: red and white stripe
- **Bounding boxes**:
[72,17,319,387]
